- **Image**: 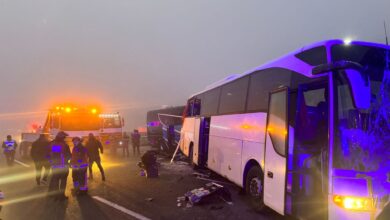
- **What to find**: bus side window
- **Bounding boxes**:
[186,98,201,117]
[186,100,194,117]
[193,98,201,116]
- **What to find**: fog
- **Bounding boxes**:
[0,0,389,136]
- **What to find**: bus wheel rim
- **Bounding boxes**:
[249,177,262,197]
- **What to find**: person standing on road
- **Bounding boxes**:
[30,134,51,185]
[48,131,71,200]
[85,133,105,181]
[122,132,130,157]
[2,135,18,166]
[131,129,141,156]
[70,137,89,195]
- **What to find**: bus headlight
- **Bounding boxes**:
[119,141,123,145]
[333,195,374,211]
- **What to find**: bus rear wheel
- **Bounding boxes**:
[245,166,266,212]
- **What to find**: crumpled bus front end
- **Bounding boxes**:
[329,169,389,220]
[330,43,390,220]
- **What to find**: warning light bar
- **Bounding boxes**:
[51,105,101,114]
[99,113,120,118]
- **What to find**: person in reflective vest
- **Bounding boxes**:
[2,135,18,166]
[48,131,71,200]
[70,137,89,194]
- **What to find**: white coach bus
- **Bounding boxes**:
[180,40,389,220]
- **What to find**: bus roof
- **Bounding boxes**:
[190,39,389,98]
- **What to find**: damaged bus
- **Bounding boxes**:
[180,40,389,219]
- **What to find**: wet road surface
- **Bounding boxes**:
[0,147,282,220]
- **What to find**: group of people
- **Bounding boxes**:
[1,130,141,200]
[29,132,105,200]
[122,129,141,157]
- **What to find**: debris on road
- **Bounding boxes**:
[177,182,232,208]
[192,171,211,178]
[174,161,189,166]
[210,205,224,210]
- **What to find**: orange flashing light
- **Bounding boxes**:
[267,126,287,136]
[65,107,72,113]
[91,108,97,114]
[333,195,374,211]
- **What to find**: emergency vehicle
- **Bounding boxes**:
[38,105,124,148]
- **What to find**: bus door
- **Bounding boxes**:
[287,80,329,219]
[264,87,289,215]
[193,116,202,165]
[192,117,210,166]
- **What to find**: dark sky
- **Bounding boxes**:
[1,0,390,135]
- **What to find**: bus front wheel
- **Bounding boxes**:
[245,166,266,212]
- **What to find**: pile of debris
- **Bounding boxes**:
[177,182,233,209]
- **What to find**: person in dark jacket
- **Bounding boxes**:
[30,134,51,185]
[70,137,89,195]
[122,132,130,157]
[2,135,18,166]
[131,129,141,156]
[48,131,71,200]
[85,133,105,181]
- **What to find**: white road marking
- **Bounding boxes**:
[93,196,151,220]
[14,160,31,168]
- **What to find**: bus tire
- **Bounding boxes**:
[245,166,266,212]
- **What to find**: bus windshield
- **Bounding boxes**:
[103,117,122,128]
[332,44,390,172]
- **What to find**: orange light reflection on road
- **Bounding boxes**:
[0,170,36,185]
[1,191,59,206]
